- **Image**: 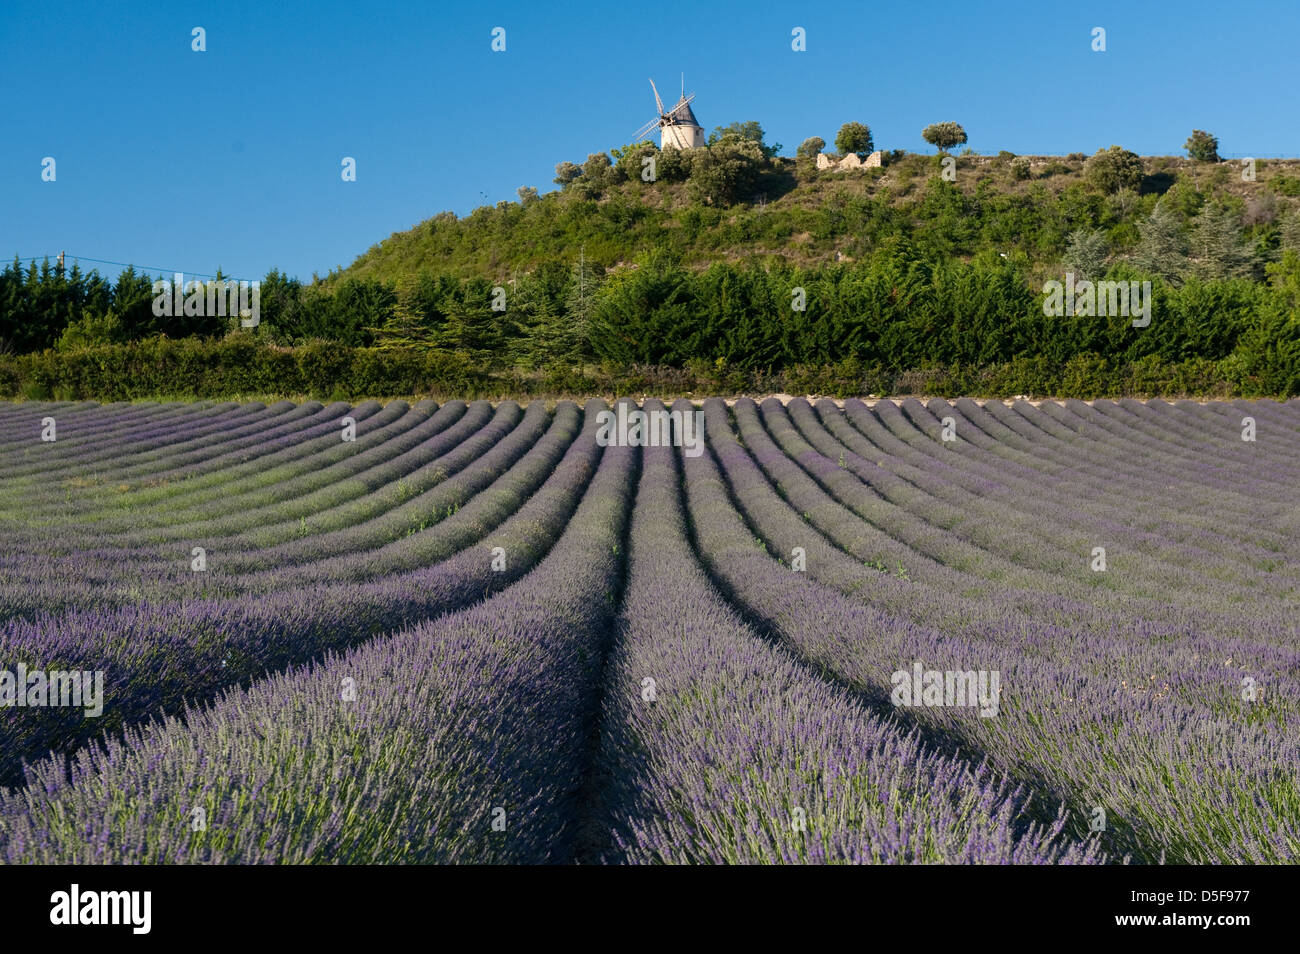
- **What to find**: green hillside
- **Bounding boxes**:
[332,147,1300,286]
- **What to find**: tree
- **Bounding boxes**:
[508,259,586,366]
[1084,145,1144,194]
[437,278,504,362]
[1184,129,1220,163]
[1160,178,1204,220]
[796,136,826,159]
[921,122,967,152]
[571,153,614,198]
[371,280,440,349]
[708,121,781,159]
[55,309,124,350]
[655,145,692,182]
[1062,229,1109,281]
[319,277,391,346]
[1188,205,1252,279]
[1131,201,1188,283]
[583,152,612,177]
[609,141,657,181]
[1282,211,1300,252]
[553,161,581,185]
[688,139,764,206]
[1232,250,1300,396]
[254,268,303,341]
[517,185,539,204]
[110,266,160,340]
[835,122,873,156]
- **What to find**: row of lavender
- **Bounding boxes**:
[3,394,1294,605]
[5,395,1294,604]
[0,400,604,787]
[1,395,1296,862]
[685,397,1298,862]
[0,397,1097,863]
[0,399,556,604]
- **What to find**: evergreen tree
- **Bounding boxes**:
[1283,212,1300,253]
[1132,202,1188,283]
[325,277,392,346]
[1189,205,1252,280]
[1062,229,1109,281]
[437,278,506,364]
[370,279,440,349]
[559,254,600,363]
[1233,251,1300,394]
[111,266,162,339]
[508,260,583,367]
[553,161,581,186]
[1184,129,1220,162]
[256,268,304,341]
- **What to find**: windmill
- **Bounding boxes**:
[634,76,704,150]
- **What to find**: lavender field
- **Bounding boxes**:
[0,395,1296,864]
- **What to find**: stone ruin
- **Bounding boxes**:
[815,150,883,172]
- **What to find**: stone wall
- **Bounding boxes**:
[815,150,883,171]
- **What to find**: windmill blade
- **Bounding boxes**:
[667,92,695,121]
[648,78,665,116]
[633,116,661,141]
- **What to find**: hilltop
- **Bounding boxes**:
[331,147,1300,286]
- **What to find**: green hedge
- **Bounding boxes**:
[0,337,1286,402]
[0,336,490,401]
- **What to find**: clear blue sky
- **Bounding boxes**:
[2,0,1297,284]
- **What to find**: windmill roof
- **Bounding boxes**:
[667,97,700,127]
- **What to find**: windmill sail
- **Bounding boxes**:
[666,94,698,126]
[636,78,704,149]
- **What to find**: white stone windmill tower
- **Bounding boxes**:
[635,77,704,150]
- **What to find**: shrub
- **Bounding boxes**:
[797,136,826,159]
[583,153,612,177]
[688,140,764,207]
[708,121,781,159]
[1184,129,1220,163]
[1267,175,1300,197]
[1085,146,1144,194]
[0,340,493,401]
[553,162,582,186]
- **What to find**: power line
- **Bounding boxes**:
[9,254,260,283]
